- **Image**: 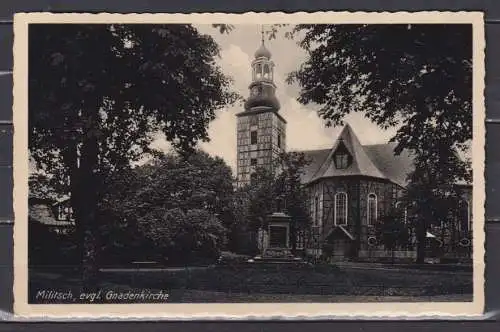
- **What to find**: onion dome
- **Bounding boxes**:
[254,42,272,59]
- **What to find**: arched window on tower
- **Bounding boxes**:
[334,192,348,226]
[263,64,270,79]
[255,63,262,79]
[367,193,377,226]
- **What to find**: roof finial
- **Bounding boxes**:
[254,25,272,59]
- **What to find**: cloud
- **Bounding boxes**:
[219,44,253,92]
[280,98,333,151]
[198,44,253,172]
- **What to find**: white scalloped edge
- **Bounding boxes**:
[12,11,486,24]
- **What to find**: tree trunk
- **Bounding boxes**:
[451,216,457,252]
[66,140,99,288]
[78,100,101,290]
[78,141,100,288]
[63,143,80,273]
[290,220,297,255]
[415,218,427,264]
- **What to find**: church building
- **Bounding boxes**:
[236,35,473,261]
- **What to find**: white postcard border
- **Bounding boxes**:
[12,11,486,319]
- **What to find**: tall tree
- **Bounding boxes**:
[375,208,411,264]
[283,24,472,263]
[274,152,311,253]
[403,146,471,261]
[29,24,237,284]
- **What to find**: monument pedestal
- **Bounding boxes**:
[253,212,302,264]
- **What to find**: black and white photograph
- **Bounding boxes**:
[13,12,485,318]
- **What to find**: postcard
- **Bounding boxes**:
[13,11,485,318]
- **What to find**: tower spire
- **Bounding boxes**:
[236,26,286,187]
[254,25,272,59]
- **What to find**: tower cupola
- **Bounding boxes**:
[244,26,280,111]
[235,26,287,187]
[254,42,272,59]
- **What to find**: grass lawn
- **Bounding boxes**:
[28,263,473,303]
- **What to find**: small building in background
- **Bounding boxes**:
[29,197,75,233]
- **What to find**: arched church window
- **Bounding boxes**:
[367,193,377,225]
[395,201,408,224]
[459,200,470,233]
[314,196,319,226]
[334,192,348,226]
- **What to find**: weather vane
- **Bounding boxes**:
[261,24,265,44]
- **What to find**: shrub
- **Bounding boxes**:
[138,208,226,265]
[29,220,77,268]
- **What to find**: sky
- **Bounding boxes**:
[150,24,398,174]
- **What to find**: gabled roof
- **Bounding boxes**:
[308,124,387,183]
[53,195,71,206]
[29,203,75,227]
[299,124,471,188]
[299,148,331,184]
[300,145,412,187]
[364,143,415,188]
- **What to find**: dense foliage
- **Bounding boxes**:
[29,24,237,282]
[238,152,312,253]
[286,24,472,152]
[98,151,234,265]
[375,208,411,263]
[137,208,226,265]
[282,24,473,263]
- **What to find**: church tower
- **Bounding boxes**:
[236,28,287,187]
